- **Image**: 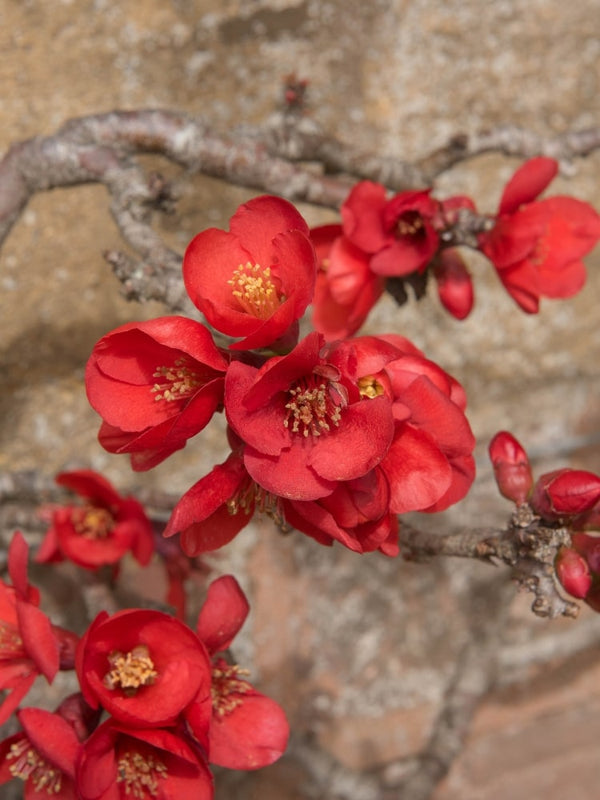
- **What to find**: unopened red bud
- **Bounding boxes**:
[531,468,600,520]
[555,546,592,599]
[433,248,474,320]
[488,431,533,504]
[571,532,600,574]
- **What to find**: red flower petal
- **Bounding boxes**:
[499,156,558,215]
[196,576,250,655]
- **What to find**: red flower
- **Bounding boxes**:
[192,576,289,770]
[77,720,213,800]
[310,224,385,340]
[163,452,262,556]
[479,157,600,312]
[488,431,534,505]
[75,608,212,728]
[283,467,399,555]
[86,316,228,470]
[341,181,440,276]
[0,707,82,799]
[0,533,71,725]
[36,470,154,570]
[183,195,317,350]
[225,332,396,501]
[329,335,476,513]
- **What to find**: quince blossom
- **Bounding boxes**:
[192,575,289,770]
[77,721,213,800]
[478,156,600,312]
[86,316,228,470]
[36,470,154,570]
[183,195,317,351]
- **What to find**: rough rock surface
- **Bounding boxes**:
[1,1,600,798]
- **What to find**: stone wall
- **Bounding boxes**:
[1,1,600,798]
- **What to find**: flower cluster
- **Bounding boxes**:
[0,534,288,799]
[85,195,476,558]
[311,157,600,337]
[489,431,600,610]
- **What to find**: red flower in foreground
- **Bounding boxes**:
[225,332,396,501]
[193,576,289,770]
[310,224,385,340]
[86,316,228,470]
[0,533,77,725]
[283,466,399,555]
[76,609,212,729]
[330,335,476,513]
[77,720,213,800]
[183,195,317,350]
[36,470,154,570]
[0,707,82,799]
[163,452,263,556]
[341,181,440,276]
[479,157,600,312]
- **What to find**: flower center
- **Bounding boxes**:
[8,737,63,795]
[358,375,385,399]
[0,619,24,657]
[227,480,288,531]
[284,376,347,438]
[117,750,168,799]
[71,506,115,539]
[228,262,282,319]
[396,210,424,239]
[103,645,158,696]
[151,358,201,402]
[211,660,252,718]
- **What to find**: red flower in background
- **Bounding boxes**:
[77,720,213,800]
[191,576,289,770]
[36,470,154,570]
[341,181,440,276]
[479,157,600,312]
[0,707,82,799]
[86,316,228,470]
[183,195,317,351]
[225,331,395,501]
[310,224,385,341]
[76,609,212,729]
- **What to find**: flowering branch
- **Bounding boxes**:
[1,111,599,311]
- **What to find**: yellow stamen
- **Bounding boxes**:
[8,737,63,795]
[211,662,252,718]
[284,378,346,438]
[71,506,115,539]
[396,211,424,238]
[358,375,385,399]
[151,358,200,402]
[103,645,158,696]
[0,620,24,656]
[117,750,168,799]
[228,262,282,319]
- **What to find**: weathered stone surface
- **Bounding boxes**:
[1,2,600,798]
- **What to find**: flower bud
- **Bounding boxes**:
[571,532,600,574]
[555,546,592,599]
[531,468,600,520]
[433,248,474,320]
[488,431,533,504]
